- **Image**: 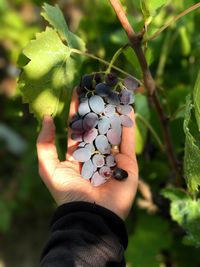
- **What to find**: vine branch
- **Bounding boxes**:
[109,0,182,185]
[145,2,200,42]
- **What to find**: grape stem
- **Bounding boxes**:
[71,48,141,84]
[106,43,130,74]
[109,0,182,186]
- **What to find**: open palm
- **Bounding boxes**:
[37,92,138,220]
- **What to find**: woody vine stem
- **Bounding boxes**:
[109,0,182,185]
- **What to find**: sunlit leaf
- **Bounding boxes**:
[19,27,73,121]
[193,71,200,131]
[42,3,85,52]
[183,95,200,193]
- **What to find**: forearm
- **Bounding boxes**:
[39,201,128,267]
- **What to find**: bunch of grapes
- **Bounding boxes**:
[70,72,138,186]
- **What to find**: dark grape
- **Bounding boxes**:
[71,119,83,133]
[85,143,95,154]
[92,154,105,168]
[72,148,91,162]
[95,135,111,154]
[83,113,98,130]
[84,128,98,143]
[91,172,107,187]
[107,129,121,145]
[116,105,132,115]
[119,89,134,105]
[78,98,90,116]
[98,116,110,135]
[89,95,105,114]
[124,76,139,91]
[104,104,116,117]
[120,115,133,127]
[113,167,128,180]
[106,155,116,167]
[95,83,111,97]
[81,74,94,89]
[105,72,118,87]
[71,133,83,142]
[106,91,120,105]
[81,160,95,179]
[99,166,111,178]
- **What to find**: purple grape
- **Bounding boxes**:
[109,114,122,136]
[113,167,128,180]
[95,83,111,97]
[104,104,116,117]
[120,115,133,127]
[94,73,102,84]
[89,95,105,114]
[116,105,132,115]
[72,147,91,162]
[83,113,98,130]
[119,89,134,105]
[91,172,107,187]
[70,113,80,124]
[124,76,139,91]
[106,155,116,167]
[84,128,98,143]
[95,135,111,154]
[71,119,84,133]
[85,143,95,154]
[107,129,121,145]
[99,166,111,178]
[106,92,120,105]
[81,160,95,179]
[78,98,90,116]
[81,74,94,89]
[92,154,105,168]
[105,72,118,87]
[98,116,110,135]
[71,133,83,142]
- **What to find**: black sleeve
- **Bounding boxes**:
[39,201,128,267]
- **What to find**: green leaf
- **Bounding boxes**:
[193,71,200,131]
[42,3,85,52]
[183,95,200,193]
[162,188,200,247]
[19,27,74,121]
[124,47,142,77]
[140,0,167,22]
[126,212,172,267]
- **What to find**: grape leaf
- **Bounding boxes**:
[183,95,200,193]
[162,188,200,247]
[140,0,167,22]
[126,212,172,267]
[41,3,85,52]
[19,27,74,121]
[193,71,200,131]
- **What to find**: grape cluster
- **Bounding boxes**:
[70,72,138,186]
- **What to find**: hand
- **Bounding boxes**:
[36,91,138,220]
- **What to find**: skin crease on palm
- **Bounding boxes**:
[36,90,139,220]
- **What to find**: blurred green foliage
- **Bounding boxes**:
[1,0,200,266]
